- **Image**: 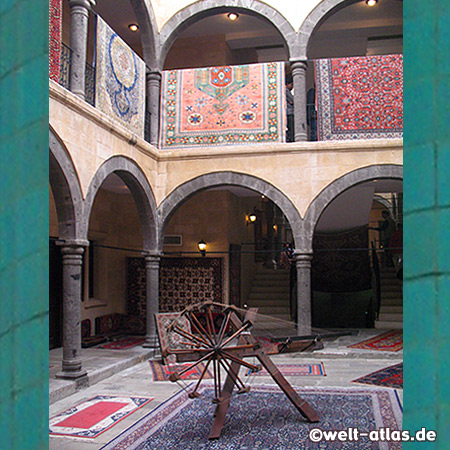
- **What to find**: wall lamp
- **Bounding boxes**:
[198,239,207,257]
[366,0,377,6]
[227,12,239,21]
[246,211,257,226]
[128,23,139,32]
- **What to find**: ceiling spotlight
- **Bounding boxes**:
[128,23,139,32]
[227,12,239,21]
[366,0,377,6]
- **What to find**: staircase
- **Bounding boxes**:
[245,267,294,330]
[375,266,403,329]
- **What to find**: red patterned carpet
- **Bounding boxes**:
[49,395,152,438]
[352,363,403,389]
[348,330,403,352]
[99,337,145,350]
[245,362,326,377]
[149,360,214,382]
[315,54,403,140]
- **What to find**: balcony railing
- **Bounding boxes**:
[58,43,95,107]
[59,43,72,91]
[85,62,95,107]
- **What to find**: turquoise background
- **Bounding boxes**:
[1,0,449,448]
[403,0,449,448]
[0,1,49,449]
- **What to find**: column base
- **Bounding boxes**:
[55,369,87,379]
[143,334,159,349]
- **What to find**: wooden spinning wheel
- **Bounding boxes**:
[159,301,319,440]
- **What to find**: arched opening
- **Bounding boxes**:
[81,158,158,347]
[162,10,289,70]
[300,0,403,141]
[152,172,303,334]
[49,130,83,350]
[305,165,403,330]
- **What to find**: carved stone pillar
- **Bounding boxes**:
[143,254,161,349]
[69,0,95,99]
[55,240,88,379]
[146,70,162,146]
[290,60,308,142]
[294,252,313,335]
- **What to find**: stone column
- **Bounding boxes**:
[69,0,95,99]
[294,252,313,335]
[290,60,308,142]
[55,240,88,379]
[143,254,161,349]
[146,70,162,146]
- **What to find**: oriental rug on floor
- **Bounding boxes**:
[159,62,286,148]
[101,384,402,449]
[98,337,146,350]
[353,363,403,389]
[245,362,326,377]
[315,54,403,140]
[149,360,214,382]
[348,330,403,352]
[49,395,153,439]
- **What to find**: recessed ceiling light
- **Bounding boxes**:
[128,23,139,32]
[227,12,239,21]
[366,0,377,6]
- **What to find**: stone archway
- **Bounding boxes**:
[157,171,302,251]
[157,171,315,335]
[129,0,159,70]
[49,127,88,378]
[297,0,361,59]
[303,164,403,252]
[157,0,297,69]
[49,127,83,240]
[82,155,158,251]
[82,155,160,348]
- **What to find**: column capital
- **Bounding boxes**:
[55,239,89,249]
[293,252,313,267]
[146,69,162,81]
[289,59,308,72]
[145,253,162,268]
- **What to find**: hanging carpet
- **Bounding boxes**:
[315,54,403,140]
[159,62,286,148]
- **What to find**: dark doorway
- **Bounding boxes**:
[49,239,63,349]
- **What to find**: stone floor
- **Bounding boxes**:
[49,328,403,450]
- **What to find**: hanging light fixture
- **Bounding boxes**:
[227,12,239,21]
[366,0,377,6]
[197,239,207,257]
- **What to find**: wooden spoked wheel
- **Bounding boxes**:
[162,301,320,440]
[164,302,258,402]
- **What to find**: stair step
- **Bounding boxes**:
[252,277,289,284]
[379,306,403,313]
[380,300,403,306]
[248,293,289,300]
[251,286,290,293]
[375,320,403,330]
[378,313,403,321]
[381,292,403,300]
